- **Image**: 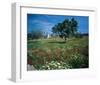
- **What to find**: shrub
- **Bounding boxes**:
[75,33,82,38]
[68,54,88,68]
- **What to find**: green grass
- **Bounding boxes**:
[27,36,89,70]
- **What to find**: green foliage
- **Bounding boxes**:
[52,18,78,41]
[75,33,82,38]
[27,37,88,70]
[27,30,43,40]
[68,54,88,68]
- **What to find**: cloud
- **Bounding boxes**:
[31,19,54,34]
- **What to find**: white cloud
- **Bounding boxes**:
[31,19,54,34]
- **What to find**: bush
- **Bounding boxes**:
[75,33,82,38]
[27,47,88,70]
[68,54,88,68]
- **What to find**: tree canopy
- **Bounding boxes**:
[52,18,78,41]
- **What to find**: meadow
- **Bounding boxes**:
[27,36,89,70]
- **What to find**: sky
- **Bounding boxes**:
[27,14,89,34]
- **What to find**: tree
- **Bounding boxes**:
[52,18,78,41]
[27,30,43,40]
[52,25,58,36]
[62,19,70,40]
[70,18,78,36]
[27,33,33,40]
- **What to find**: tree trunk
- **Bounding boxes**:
[64,36,66,42]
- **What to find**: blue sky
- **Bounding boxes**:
[27,14,89,34]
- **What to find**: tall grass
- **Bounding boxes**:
[27,36,88,70]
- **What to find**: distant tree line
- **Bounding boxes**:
[27,31,50,40]
[27,31,43,40]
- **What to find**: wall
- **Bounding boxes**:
[0,0,100,85]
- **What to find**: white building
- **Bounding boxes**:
[47,34,50,38]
